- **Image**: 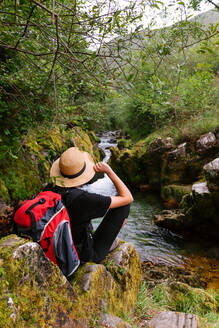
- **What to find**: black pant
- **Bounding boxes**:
[89,204,130,263]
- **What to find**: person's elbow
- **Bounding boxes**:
[110,194,134,208]
[127,194,134,204]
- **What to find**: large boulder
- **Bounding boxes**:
[140,137,174,187]
[155,181,219,236]
[0,235,142,327]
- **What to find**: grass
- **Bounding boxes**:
[130,282,219,328]
[132,104,219,157]
[130,77,219,153]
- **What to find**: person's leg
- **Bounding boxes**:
[91,204,130,263]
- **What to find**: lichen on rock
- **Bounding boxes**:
[0,235,142,327]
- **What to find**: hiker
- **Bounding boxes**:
[44,146,133,264]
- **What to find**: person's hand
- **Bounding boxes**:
[94,162,113,175]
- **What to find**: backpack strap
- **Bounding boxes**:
[25,198,46,241]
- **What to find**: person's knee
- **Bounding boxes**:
[111,204,130,218]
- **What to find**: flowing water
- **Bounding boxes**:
[82,132,219,268]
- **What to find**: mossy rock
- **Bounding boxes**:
[117,139,132,150]
[168,282,218,315]
[0,126,101,202]
[0,178,10,203]
[161,184,192,206]
[72,242,142,318]
[0,235,142,327]
[0,235,77,327]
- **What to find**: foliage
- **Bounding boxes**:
[105,29,219,140]
[133,281,219,328]
[0,0,147,144]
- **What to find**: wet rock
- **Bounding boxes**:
[196,132,216,153]
[98,313,131,328]
[204,158,219,191]
[141,261,205,289]
[147,311,199,328]
[154,210,193,231]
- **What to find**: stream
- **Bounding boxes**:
[82,132,219,272]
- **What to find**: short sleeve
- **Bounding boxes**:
[63,189,111,225]
[78,191,111,221]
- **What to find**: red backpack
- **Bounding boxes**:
[14,191,81,277]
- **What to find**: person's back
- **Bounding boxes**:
[48,147,133,263]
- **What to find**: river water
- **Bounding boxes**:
[82,132,219,269]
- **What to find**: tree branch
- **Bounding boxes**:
[206,0,219,10]
[45,16,60,84]
[182,31,218,49]
[30,0,58,17]
[0,43,53,56]
[14,5,36,49]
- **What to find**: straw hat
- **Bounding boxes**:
[50,147,95,187]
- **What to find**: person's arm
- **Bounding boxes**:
[94,162,133,208]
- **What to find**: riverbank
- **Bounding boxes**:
[0,129,218,327]
[109,130,219,240]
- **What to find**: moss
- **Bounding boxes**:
[0,178,10,203]
[0,126,101,202]
[169,282,218,315]
[117,139,132,150]
[0,235,77,327]
[70,264,112,319]
[161,184,192,204]
[0,236,142,326]
[103,243,142,315]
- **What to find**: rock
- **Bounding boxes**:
[169,143,187,159]
[148,137,174,153]
[0,201,14,238]
[98,313,131,328]
[154,210,194,231]
[147,311,199,328]
[0,126,102,203]
[117,139,132,150]
[169,282,218,313]
[161,184,192,207]
[204,158,219,191]
[0,178,10,203]
[196,132,216,153]
[156,181,218,236]
[161,143,189,185]
[190,182,216,222]
[192,182,210,194]
[0,235,142,326]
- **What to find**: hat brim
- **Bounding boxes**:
[50,151,95,187]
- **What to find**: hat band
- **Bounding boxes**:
[60,162,86,179]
